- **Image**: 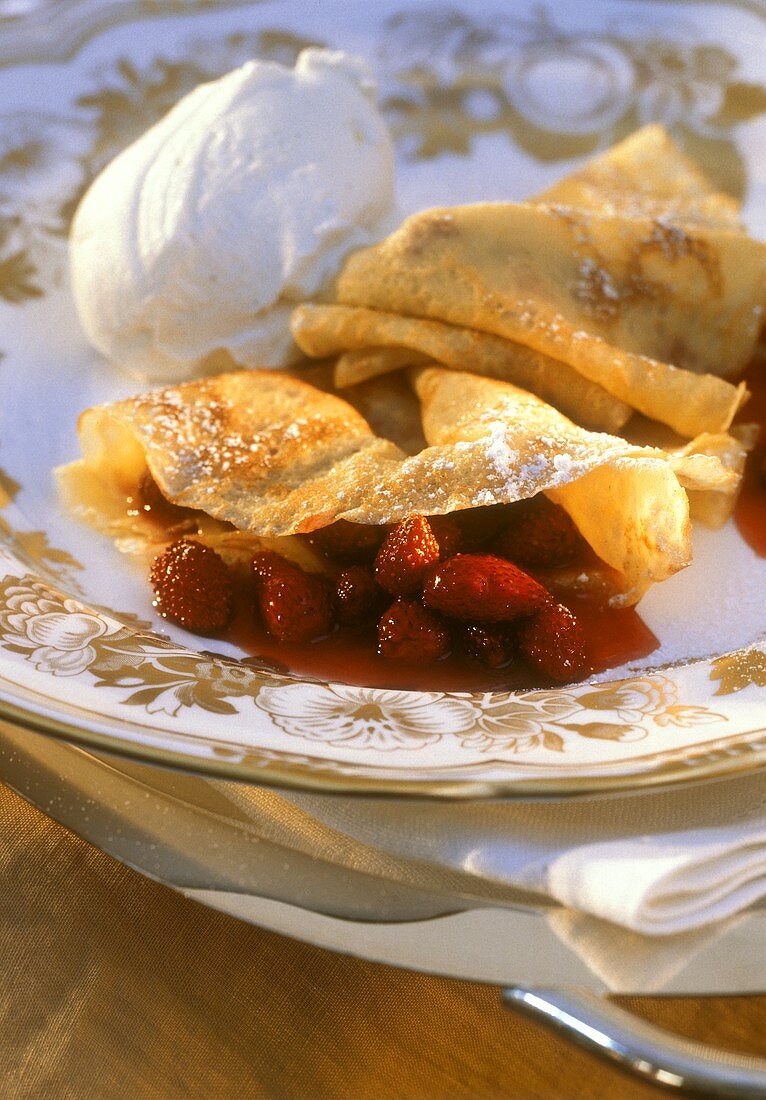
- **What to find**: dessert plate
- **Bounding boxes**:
[1,0,766,797]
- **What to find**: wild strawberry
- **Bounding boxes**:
[335,566,383,625]
[374,515,441,595]
[491,497,584,569]
[252,549,287,582]
[150,539,233,632]
[307,520,385,563]
[378,599,451,662]
[427,514,463,560]
[463,624,515,668]
[517,602,588,683]
[252,552,333,642]
[423,553,548,622]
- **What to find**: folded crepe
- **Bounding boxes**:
[625,417,759,529]
[334,201,758,434]
[535,124,743,230]
[58,368,735,599]
[292,304,632,434]
[290,126,762,439]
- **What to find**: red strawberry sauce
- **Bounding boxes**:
[221,576,658,691]
[735,356,766,556]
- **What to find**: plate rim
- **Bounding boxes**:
[2,687,766,800]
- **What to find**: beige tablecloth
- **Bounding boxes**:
[2,781,766,1099]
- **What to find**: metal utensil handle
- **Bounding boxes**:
[503,986,766,1097]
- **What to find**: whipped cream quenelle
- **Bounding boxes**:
[69,49,396,379]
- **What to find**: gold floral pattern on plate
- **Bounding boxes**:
[711,649,766,696]
[380,6,766,196]
[0,573,273,712]
[0,517,83,593]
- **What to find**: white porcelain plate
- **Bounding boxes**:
[1,0,766,797]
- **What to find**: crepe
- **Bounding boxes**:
[622,410,758,528]
[336,346,431,384]
[56,454,327,573]
[292,304,632,433]
[58,372,407,544]
[675,425,758,528]
[58,368,736,599]
[339,372,427,455]
[291,126,761,438]
[536,124,743,230]
[414,368,736,591]
[335,200,759,435]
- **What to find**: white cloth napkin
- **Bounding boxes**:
[214,768,766,988]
